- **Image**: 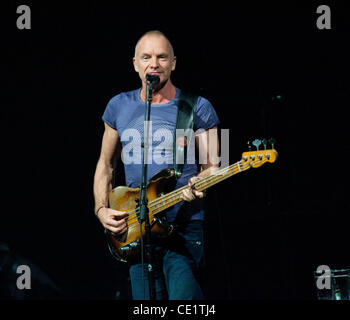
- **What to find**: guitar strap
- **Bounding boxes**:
[173,91,198,179]
[151,91,198,237]
[154,91,198,237]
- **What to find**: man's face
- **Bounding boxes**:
[133,34,176,86]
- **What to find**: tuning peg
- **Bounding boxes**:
[269,138,276,149]
[252,139,262,150]
[247,140,252,151]
[262,139,267,150]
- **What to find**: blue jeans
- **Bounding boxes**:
[129,220,205,300]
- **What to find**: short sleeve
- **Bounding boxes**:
[194,96,220,131]
[102,98,118,130]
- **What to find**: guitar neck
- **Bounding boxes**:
[148,159,257,215]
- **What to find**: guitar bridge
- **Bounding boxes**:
[120,240,139,253]
[117,240,141,262]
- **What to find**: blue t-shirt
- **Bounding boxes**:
[102,87,220,222]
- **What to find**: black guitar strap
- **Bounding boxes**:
[174,91,198,179]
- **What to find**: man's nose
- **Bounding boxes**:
[149,57,159,68]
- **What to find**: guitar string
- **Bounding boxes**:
[125,160,258,226]
[123,159,264,227]
[127,161,244,216]
[122,164,240,226]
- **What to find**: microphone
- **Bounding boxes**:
[146,74,160,85]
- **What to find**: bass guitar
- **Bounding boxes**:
[106,139,278,262]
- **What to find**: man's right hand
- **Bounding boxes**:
[96,207,129,236]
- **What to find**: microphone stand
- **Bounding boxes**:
[138,77,156,300]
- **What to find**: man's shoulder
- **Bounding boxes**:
[177,89,211,105]
[108,88,140,105]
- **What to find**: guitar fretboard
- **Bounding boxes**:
[148,159,262,215]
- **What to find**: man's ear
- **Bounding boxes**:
[133,57,139,72]
[171,56,177,71]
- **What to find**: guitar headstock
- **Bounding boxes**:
[242,138,278,168]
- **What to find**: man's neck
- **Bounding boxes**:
[140,79,176,105]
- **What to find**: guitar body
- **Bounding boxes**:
[106,168,177,262]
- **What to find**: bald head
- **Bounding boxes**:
[134,30,174,58]
[133,30,177,87]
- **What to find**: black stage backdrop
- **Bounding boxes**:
[1,1,349,301]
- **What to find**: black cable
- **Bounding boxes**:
[139,220,145,299]
[139,78,149,300]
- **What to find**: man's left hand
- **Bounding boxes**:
[180,176,206,202]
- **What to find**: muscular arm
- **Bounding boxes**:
[93,123,120,211]
[181,126,220,201]
[93,123,128,234]
[196,125,220,177]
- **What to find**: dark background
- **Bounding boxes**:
[1,1,349,300]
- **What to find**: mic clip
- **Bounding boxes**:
[146,74,160,85]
